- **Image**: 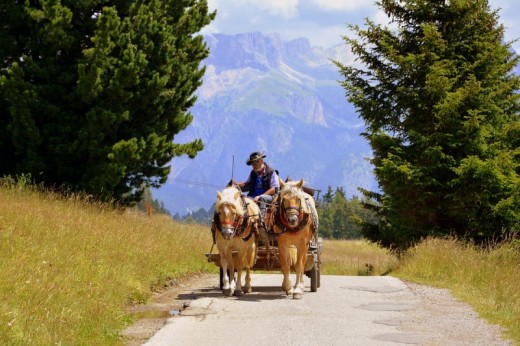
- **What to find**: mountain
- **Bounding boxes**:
[153,32,377,215]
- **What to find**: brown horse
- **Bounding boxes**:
[270,178,318,299]
[213,186,261,296]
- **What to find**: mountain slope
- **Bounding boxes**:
[154,32,377,215]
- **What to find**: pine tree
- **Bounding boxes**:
[0,1,215,204]
[316,187,368,239]
[336,0,520,250]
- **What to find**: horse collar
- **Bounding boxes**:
[274,207,309,234]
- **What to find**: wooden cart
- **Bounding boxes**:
[205,233,322,292]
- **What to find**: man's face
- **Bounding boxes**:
[252,158,263,171]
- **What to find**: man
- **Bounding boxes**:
[236,151,280,217]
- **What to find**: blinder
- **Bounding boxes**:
[214,200,249,238]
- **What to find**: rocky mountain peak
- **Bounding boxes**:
[154,32,376,215]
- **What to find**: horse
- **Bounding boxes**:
[212,185,261,296]
[269,178,318,299]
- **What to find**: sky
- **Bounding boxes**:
[203,0,520,53]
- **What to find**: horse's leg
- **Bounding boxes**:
[216,239,232,295]
[243,266,252,294]
[227,250,236,296]
[220,254,231,294]
[234,249,245,296]
[292,242,306,299]
[242,239,255,294]
[278,238,294,295]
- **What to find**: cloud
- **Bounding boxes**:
[203,0,519,51]
[309,0,373,11]
[231,0,299,18]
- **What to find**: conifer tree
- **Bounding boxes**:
[0,1,215,203]
[336,0,520,250]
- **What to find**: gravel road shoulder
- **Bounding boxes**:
[386,281,512,345]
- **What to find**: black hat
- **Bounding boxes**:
[246,151,266,165]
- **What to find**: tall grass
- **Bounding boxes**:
[320,239,399,275]
[0,182,216,345]
[393,236,520,344]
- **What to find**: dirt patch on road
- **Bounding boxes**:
[122,273,218,346]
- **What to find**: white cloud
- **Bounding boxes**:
[203,0,520,51]
[372,9,398,32]
[284,24,349,48]
[237,0,299,18]
[309,0,372,11]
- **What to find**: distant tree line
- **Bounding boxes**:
[172,206,214,225]
[316,186,377,239]
[136,188,171,216]
[171,187,376,240]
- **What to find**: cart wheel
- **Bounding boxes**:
[310,263,318,292]
[317,263,321,288]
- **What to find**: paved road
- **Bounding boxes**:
[143,274,511,346]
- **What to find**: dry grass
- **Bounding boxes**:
[320,239,399,276]
[0,183,216,345]
[393,236,520,345]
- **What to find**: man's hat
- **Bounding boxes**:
[246,151,266,165]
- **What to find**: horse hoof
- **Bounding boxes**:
[234,290,243,296]
[293,292,302,300]
[242,287,252,294]
[223,288,233,297]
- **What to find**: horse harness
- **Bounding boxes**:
[271,192,318,235]
[212,195,256,243]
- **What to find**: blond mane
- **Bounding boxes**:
[279,179,314,214]
[215,186,245,216]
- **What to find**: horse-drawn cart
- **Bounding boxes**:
[206,232,323,292]
[206,181,322,294]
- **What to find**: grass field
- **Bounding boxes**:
[0,181,518,345]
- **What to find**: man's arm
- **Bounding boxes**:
[263,186,277,196]
[236,175,250,191]
[269,171,280,194]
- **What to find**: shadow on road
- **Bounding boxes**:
[177,285,290,302]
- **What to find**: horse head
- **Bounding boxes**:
[215,187,244,240]
[278,179,305,228]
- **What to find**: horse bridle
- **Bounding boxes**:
[219,204,244,229]
[283,204,303,217]
[214,199,253,240]
[272,191,310,233]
